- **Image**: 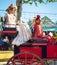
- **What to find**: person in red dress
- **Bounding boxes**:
[33,15,43,39]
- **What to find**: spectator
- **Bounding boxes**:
[2,36,11,50]
[0,38,3,45]
[0,36,3,50]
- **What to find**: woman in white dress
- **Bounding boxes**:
[12,22,32,55]
[5,4,32,55]
[12,22,32,46]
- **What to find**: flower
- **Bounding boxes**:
[36,15,40,19]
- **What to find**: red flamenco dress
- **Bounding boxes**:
[33,15,43,39]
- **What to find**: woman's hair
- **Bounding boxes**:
[9,7,16,11]
[6,4,16,12]
[35,15,40,21]
[36,18,39,21]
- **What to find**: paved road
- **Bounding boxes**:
[0,62,7,65]
[0,60,57,65]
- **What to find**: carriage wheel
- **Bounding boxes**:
[7,52,44,65]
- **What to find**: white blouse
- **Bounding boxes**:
[4,13,16,28]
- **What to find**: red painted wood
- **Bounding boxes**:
[47,45,57,58]
[20,47,42,58]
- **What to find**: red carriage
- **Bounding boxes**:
[1,15,57,65]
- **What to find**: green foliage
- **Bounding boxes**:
[48,0,56,2]
[22,0,57,4]
[28,19,34,30]
[23,0,30,3]
[43,19,48,24]
[28,19,32,26]
[0,16,2,22]
[39,0,44,3]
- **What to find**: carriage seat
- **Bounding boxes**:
[2,27,17,34]
[2,23,17,35]
[31,37,48,43]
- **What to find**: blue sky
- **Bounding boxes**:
[0,0,57,23]
[0,0,16,16]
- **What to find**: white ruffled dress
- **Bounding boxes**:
[12,22,32,46]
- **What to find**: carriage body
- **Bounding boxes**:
[19,39,57,59]
[20,43,57,59]
[6,36,57,65]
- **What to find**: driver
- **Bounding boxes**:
[4,4,17,28]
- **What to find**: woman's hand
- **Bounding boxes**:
[16,21,20,25]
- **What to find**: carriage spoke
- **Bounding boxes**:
[7,52,44,65]
[24,52,28,65]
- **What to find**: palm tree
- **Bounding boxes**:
[16,0,57,21]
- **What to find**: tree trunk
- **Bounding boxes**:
[16,0,22,21]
